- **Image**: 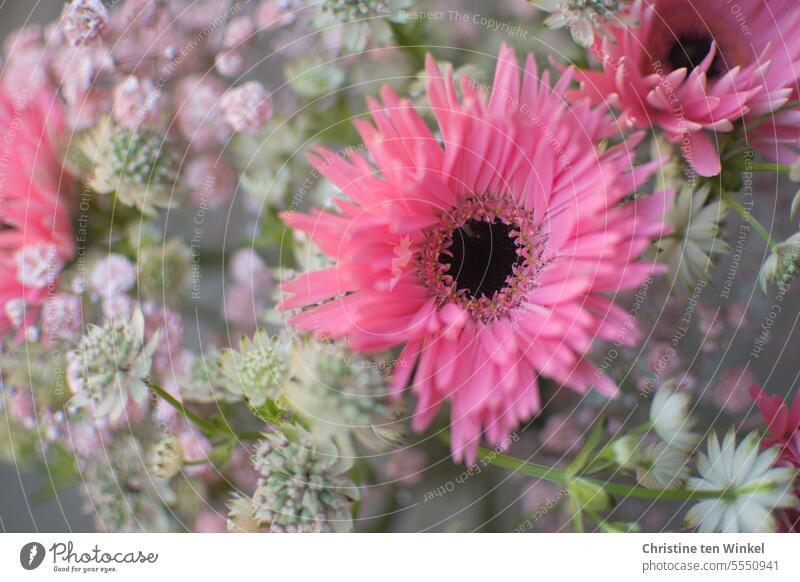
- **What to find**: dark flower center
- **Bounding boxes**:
[667,33,721,77]
[439,219,522,299]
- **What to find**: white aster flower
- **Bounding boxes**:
[657,184,730,288]
[650,381,700,452]
[686,431,798,533]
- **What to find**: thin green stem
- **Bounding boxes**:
[729,162,792,174]
[387,20,426,69]
[721,190,779,250]
[146,379,262,441]
[475,445,738,502]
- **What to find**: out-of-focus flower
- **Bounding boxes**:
[759,232,800,293]
[220,82,273,134]
[112,76,158,128]
[251,426,359,532]
[280,45,671,463]
[712,366,756,413]
[215,50,245,78]
[281,339,401,452]
[636,442,689,489]
[41,293,83,342]
[137,239,191,301]
[256,0,298,30]
[82,435,174,532]
[650,381,700,451]
[90,254,137,298]
[184,155,237,209]
[313,0,413,54]
[533,0,632,47]
[686,431,797,532]
[68,308,160,420]
[195,509,227,533]
[174,75,231,151]
[0,91,74,335]
[749,384,800,531]
[148,435,184,479]
[61,0,109,47]
[227,494,261,532]
[81,121,176,216]
[656,184,729,288]
[575,0,800,176]
[218,330,288,406]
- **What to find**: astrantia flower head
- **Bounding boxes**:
[686,430,798,533]
[251,426,359,532]
[218,330,289,406]
[534,0,634,47]
[280,45,671,463]
[650,380,700,451]
[576,0,800,176]
[657,183,729,287]
[82,435,174,532]
[0,90,74,336]
[81,120,176,216]
[61,0,109,47]
[68,308,160,420]
[282,339,402,452]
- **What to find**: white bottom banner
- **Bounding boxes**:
[0,533,798,581]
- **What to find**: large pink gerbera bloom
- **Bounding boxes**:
[0,90,74,335]
[280,45,671,462]
[576,0,800,177]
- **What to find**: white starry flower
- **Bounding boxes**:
[686,431,798,533]
[657,183,730,288]
[650,381,700,452]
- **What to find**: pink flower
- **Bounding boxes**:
[220,81,273,134]
[749,384,800,531]
[61,0,109,47]
[575,0,800,176]
[712,365,756,413]
[185,155,237,209]
[279,45,672,463]
[0,90,74,335]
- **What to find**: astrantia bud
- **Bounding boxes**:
[759,233,800,293]
[148,435,184,479]
[61,0,109,47]
[220,82,273,134]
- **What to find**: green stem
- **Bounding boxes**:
[146,379,261,441]
[721,190,779,250]
[387,20,426,70]
[729,162,792,173]
[475,445,738,502]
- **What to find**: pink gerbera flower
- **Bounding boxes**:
[280,45,671,463]
[0,90,74,335]
[749,384,800,531]
[576,0,800,176]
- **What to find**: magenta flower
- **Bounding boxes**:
[749,384,800,531]
[0,90,74,336]
[280,45,671,462]
[575,0,800,176]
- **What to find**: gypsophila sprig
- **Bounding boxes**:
[251,426,359,532]
[218,330,289,407]
[685,431,798,532]
[68,308,159,420]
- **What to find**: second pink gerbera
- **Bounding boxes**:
[576,0,800,176]
[0,90,74,335]
[280,45,671,462]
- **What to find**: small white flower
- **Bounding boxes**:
[650,381,700,452]
[15,244,61,288]
[657,184,730,288]
[636,442,690,489]
[686,431,798,533]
